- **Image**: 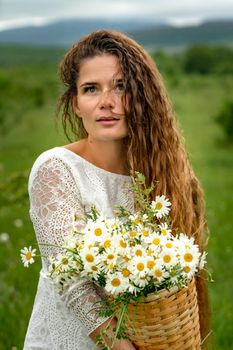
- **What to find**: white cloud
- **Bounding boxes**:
[0,0,232,31]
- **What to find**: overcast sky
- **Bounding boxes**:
[0,0,233,31]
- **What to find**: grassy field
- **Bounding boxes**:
[0,45,233,350]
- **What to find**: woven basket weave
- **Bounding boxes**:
[124,278,201,350]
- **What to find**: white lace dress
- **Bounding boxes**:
[23,147,134,350]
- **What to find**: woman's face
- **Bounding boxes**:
[73,54,128,142]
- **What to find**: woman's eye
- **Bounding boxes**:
[115,82,125,92]
[84,86,96,93]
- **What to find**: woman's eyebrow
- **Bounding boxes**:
[79,81,98,87]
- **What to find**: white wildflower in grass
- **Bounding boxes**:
[20,246,37,267]
[151,195,171,218]
[14,218,24,228]
[158,222,172,238]
[0,232,10,243]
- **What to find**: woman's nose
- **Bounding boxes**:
[99,89,116,109]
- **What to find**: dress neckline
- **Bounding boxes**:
[55,146,131,179]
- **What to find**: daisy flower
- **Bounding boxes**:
[178,246,201,268]
[159,249,177,268]
[20,246,37,267]
[151,195,171,218]
[105,272,129,295]
[132,244,147,258]
[129,213,142,226]
[130,255,149,278]
[150,232,166,248]
[54,253,71,272]
[153,265,169,283]
[158,222,172,238]
[181,265,197,280]
[199,251,207,269]
[79,246,99,267]
[85,220,108,243]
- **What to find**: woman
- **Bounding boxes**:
[24,30,210,349]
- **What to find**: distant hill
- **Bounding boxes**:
[0,18,164,47]
[129,19,233,50]
[0,18,232,49]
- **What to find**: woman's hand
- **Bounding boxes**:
[90,318,137,350]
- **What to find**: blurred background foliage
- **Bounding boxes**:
[0,42,233,350]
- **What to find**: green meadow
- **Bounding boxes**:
[0,44,233,350]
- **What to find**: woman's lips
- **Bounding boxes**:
[97,117,120,125]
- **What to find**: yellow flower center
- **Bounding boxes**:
[85,254,94,263]
[92,266,98,271]
[152,238,160,245]
[25,252,32,260]
[130,231,137,237]
[104,240,111,248]
[147,249,154,256]
[155,269,162,277]
[124,256,130,262]
[166,242,173,248]
[136,262,145,271]
[184,266,191,273]
[141,229,149,237]
[134,218,141,225]
[109,263,114,270]
[136,249,142,256]
[76,261,81,269]
[120,240,127,248]
[111,278,121,287]
[163,255,171,263]
[161,229,167,236]
[61,258,69,265]
[184,253,193,262]
[94,228,102,236]
[155,202,163,210]
[147,261,155,269]
[122,268,130,277]
[107,254,114,260]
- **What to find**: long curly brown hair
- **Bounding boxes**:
[58,29,211,344]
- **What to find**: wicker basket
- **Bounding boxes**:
[124,278,201,350]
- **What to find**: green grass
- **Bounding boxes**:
[0,46,233,350]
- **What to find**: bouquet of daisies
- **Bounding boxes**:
[21,173,208,349]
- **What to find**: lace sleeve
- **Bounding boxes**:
[28,155,109,335]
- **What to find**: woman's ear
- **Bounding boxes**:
[72,95,81,117]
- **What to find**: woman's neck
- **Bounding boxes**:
[71,138,129,175]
